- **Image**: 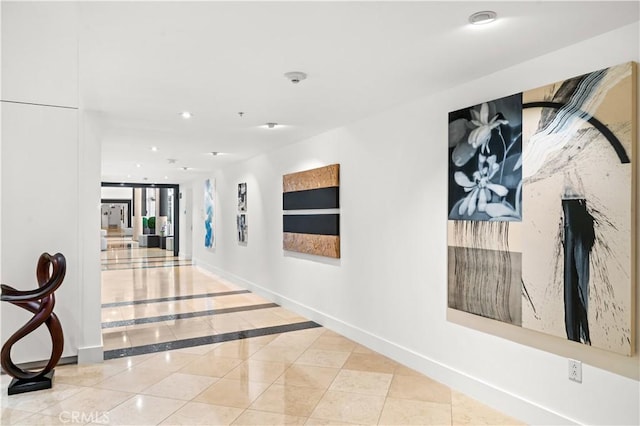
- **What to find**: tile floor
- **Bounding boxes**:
[0,245,524,425]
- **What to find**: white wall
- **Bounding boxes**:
[1,2,102,364]
[101,187,133,200]
[192,23,640,425]
[179,187,193,259]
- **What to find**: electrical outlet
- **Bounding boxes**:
[568,359,582,383]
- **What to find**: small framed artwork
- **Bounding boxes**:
[238,182,247,212]
[237,214,247,243]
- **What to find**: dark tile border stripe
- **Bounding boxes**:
[103,321,322,359]
[102,290,251,308]
[101,302,279,329]
[101,262,193,271]
[101,259,189,268]
[102,257,181,264]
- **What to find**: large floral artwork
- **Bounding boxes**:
[448,93,522,221]
[448,62,636,356]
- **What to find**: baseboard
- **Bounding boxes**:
[194,259,575,425]
[2,355,78,373]
[78,344,104,364]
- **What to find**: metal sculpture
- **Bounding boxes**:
[1,253,66,395]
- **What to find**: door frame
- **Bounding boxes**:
[102,182,180,256]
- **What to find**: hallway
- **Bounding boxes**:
[1,249,523,425]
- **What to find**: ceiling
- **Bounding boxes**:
[81,1,639,184]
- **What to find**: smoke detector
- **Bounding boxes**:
[284,71,307,84]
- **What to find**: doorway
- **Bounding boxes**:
[101,182,180,257]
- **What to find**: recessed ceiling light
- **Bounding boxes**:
[164,176,168,180]
[266,122,278,129]
[284,71,307,84]
[211,151,219,156]
[127,174,131,178]
[181,166,190,171]
[469,10,497,25]
[180,111,192,119]
[136,163,141,168]
[151,146,158,152]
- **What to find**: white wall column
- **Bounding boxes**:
[132,188,142,241]
[179,186,193,259]
[1,2,102,364]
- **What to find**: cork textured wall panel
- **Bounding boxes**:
[283,233,340,259]
[283,164,340,193]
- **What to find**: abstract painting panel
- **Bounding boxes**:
[204,178,215,249]
[447,62,635,355]
[283,164,340,258]
[447,221,522,325]
[520,62,634,354]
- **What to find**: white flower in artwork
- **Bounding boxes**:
[468,102,509,154]
[454,154,508,216]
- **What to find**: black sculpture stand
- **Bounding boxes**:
[7,371,55,395]
[1,253,66,395]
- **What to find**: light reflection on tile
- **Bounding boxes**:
[106,394,186,425]
[179,355,243,378]
[126,324,177,347]
[210,339,265,360]
[53,362,128,387]
[135,351,202,372]
[1,384,84,414]
[193,378,270,409]
[39,388,132,417]
[224,359,289,384]
[94,367,172,393]
[141,372,217,400]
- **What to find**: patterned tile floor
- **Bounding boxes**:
[0,244,525,425]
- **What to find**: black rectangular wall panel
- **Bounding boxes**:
[283,214,340,236]
[283,187,339,210]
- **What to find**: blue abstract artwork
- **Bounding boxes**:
[204,178,215,249]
